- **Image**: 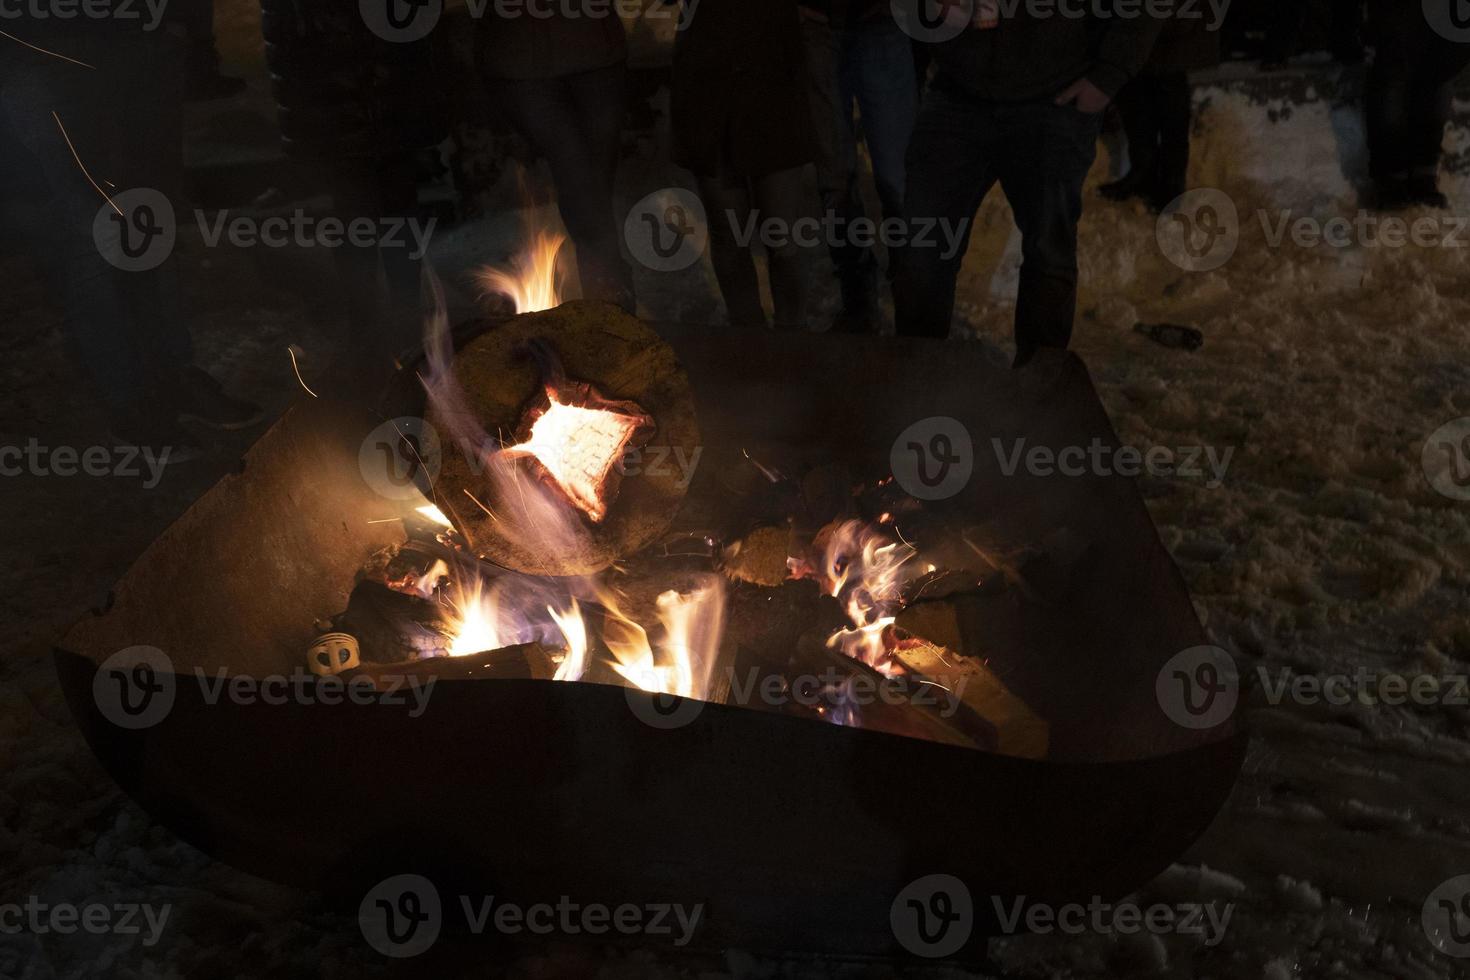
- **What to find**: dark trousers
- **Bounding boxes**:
[1365,0,1470,180]
[697,167,810,330]
[1265,0,1363,61]
[894,84,1100,361]
[497,64,633,310]
[802,15,919,276]
[1114,71,1192,198]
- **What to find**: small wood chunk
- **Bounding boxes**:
[722,525,792,587]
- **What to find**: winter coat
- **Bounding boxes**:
[259,0,448,161]
[929,1,1167,102]
[670,0,817,178]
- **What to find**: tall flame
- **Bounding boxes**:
[476,228,566,315]
[606,578,726,699]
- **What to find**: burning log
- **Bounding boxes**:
[888,636,1049,760]
[424,301,700,576]
[891,581,1050,760]
[353,643,556,690]
[727,627,996,751]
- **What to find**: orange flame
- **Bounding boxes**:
[476,229,566,314]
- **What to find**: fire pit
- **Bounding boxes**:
[54,303,1244,958]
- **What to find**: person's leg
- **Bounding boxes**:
[179,0,245,99]
[1398,42,1470,205]
[1152,71,1194,209]
[1100,77,1159,201]
[848,18,920,222]
[1331,0,1365,64]
[500,69,633,310]
[562,63,635,310]
[803,14,874,330]
[697,175,768,328]
[846,15,919,325]
[751,165,814,331]
[893,85,999,339]
[994,101,1101,364]
[1364,0,1416,199]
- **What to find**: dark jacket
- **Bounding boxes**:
[476,4,627,80]
[260,0,447,160]
[930,3,1168,102]
[1145,8,1221,73]
[670,0,815,178]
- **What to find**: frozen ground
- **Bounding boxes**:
[2,67,1470,978]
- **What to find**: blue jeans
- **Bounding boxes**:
[803,15,919,278]
[894,82,1101,362]
[0,33,191,418]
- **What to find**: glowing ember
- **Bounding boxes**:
[504,393,646,524]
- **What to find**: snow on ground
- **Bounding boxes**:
[1,68,1469,978]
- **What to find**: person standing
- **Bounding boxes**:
[669,0,817,330]
[1101,8,1221,212]
[260,0,449,383]
[798,0,920,333]
[477,3,634,310]
[893,1,1165,365]
[1364,0,1470,210]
